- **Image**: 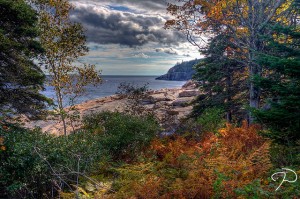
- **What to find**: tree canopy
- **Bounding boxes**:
[166,0,298,122]
[253,25,300,144]
[193,33,247,122]
[167,0,300,145]
[0,0,49,118]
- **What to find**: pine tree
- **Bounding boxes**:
[253,25,300,144]
[0,0,49,118]
[193,33,247,122]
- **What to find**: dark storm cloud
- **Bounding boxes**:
[70,1,186,47]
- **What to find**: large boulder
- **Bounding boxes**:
[140,97,155,105]
[182,80,199,89]
[178,90,199,97]
[172,98,192,107]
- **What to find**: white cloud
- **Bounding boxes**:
[155,47,178,55]
[133,53,150,58]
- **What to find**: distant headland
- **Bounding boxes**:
[156,59,200,81]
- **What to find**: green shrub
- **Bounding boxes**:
[196,107,226,134]
[235,180,269,199]
[83,111,159,161]
[269,142,300,167]
[0,124,106,198]
[0,125,53,198]
[0,112,158,197]
[235,173,300,199]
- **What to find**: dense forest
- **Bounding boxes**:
[1,0,300,198]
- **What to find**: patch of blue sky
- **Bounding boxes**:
[127,57,150,63]
[147,52,172,57]
[108,5,132,12]
[86,56,118,61]
[88,45,107,51]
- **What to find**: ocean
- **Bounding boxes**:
[42,75,186,106]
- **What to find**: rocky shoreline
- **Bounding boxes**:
[25,81,200,135]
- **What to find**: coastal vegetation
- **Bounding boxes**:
[0,0,300,198]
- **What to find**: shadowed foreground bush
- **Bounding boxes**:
[0,124,105,198]
[0,112,159,198]
[83,111,159,161]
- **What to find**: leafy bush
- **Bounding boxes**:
[0,125,53,198]
[0,112,159,198]
[269,142,300,167]
[196,107,226,134]
[83,111,159,161]
[175,118,203,140]
[0,124,106,198]
[235,171,300,199]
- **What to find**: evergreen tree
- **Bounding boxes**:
[253,25,300,144]
[0,0,48,118]
[193,33,247,122]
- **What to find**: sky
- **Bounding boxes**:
[69,0,204,76]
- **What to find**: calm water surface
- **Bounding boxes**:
[42,76,186,105]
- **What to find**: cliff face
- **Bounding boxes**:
[156,59,200,81]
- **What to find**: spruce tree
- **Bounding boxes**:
[193,33,247,122]
[0,0,48,118]
[253,25,300,144]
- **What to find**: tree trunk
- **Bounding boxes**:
[248,53,261,124]
[226,111,232,123]
[226,74,233,123]
[60,112,67,136]
[225,57,233,123]
[55,86,67,136]
[58,96,67,136]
